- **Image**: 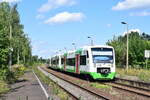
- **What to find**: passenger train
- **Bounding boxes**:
[49,45,116,80]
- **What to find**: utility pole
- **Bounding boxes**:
[64,47,67,52]
[121,22,129,70]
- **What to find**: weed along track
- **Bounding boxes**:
[101,78,150,98]
[39,66,120,100]
[115,77,150,90]
[34,66,77,100]
[41,66,150,100]
[103,82,150,97]
[99,78,150,100]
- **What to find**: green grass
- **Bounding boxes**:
[117,68,150,82]
[0,80,10,95]
[0,64,28,95]
[89,82,113,94]
[33,66,70,100]
[90,82,112,89]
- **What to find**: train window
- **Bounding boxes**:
[61,58,64,64]
[72,58,75,66]
[80,56,86,65]
[91,48,113,51]
[54,59,57,64]
[52,60,56,64]
[52,59,55,64]
[86,51,89,58]
[67,58,75,66]
[51,60,53,64]
[56,59,59,64]
[66,59,69,65]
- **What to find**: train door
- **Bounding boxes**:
[75,54,80,74]
[64,56,66,71]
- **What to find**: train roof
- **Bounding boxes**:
[50,45,114,58]
[65,45,113,55]
[82,45,113,49]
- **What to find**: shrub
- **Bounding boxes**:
[12,64,26,79]
[0,67,16,83]
[0,80,9,94]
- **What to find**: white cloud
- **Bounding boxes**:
[123,29,141,35]
[129,11,150,16]
[36,14,45,19]
[106,24,112,28]
[0,0,21,3]
[44,12,85,24]
[38,0,76,13]
[112,0,150,10]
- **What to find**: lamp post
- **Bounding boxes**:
[87,36,94,46]
[64,47,67,52]
[72,43,76,50]
[121,22,129,70]
[59,50,62,54]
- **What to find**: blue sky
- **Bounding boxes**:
[2,0,150,58]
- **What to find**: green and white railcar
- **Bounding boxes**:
[50,54,62,69]
[50,45,116,80]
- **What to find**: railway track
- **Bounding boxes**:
[102,79,150,98]
[39,66,120,100]
[115,77,150,89]
[39,66,150,100]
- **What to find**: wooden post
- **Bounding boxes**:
[146,58,148,69]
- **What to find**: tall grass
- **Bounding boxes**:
[0,80,10,95]
[0,64,27,95]
[117,68,150,82]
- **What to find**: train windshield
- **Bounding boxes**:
[91,48,113,63]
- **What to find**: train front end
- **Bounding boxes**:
[89,46,116,80]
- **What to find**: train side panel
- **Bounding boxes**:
[50,45,116,80]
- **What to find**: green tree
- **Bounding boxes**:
[0,2,10,68]
[0,2,32,81]
[107,32,150,68]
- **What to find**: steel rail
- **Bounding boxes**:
[115,77,150,88]
[103,82,150,97]
[40,67,120,100]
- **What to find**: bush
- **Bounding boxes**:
[0,64,27,94]
[0,80,9,94]
[12,64,26,79]
[0,67,14,94]
[0,67,16,83]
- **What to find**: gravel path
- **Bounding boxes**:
[1,71,47,100]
